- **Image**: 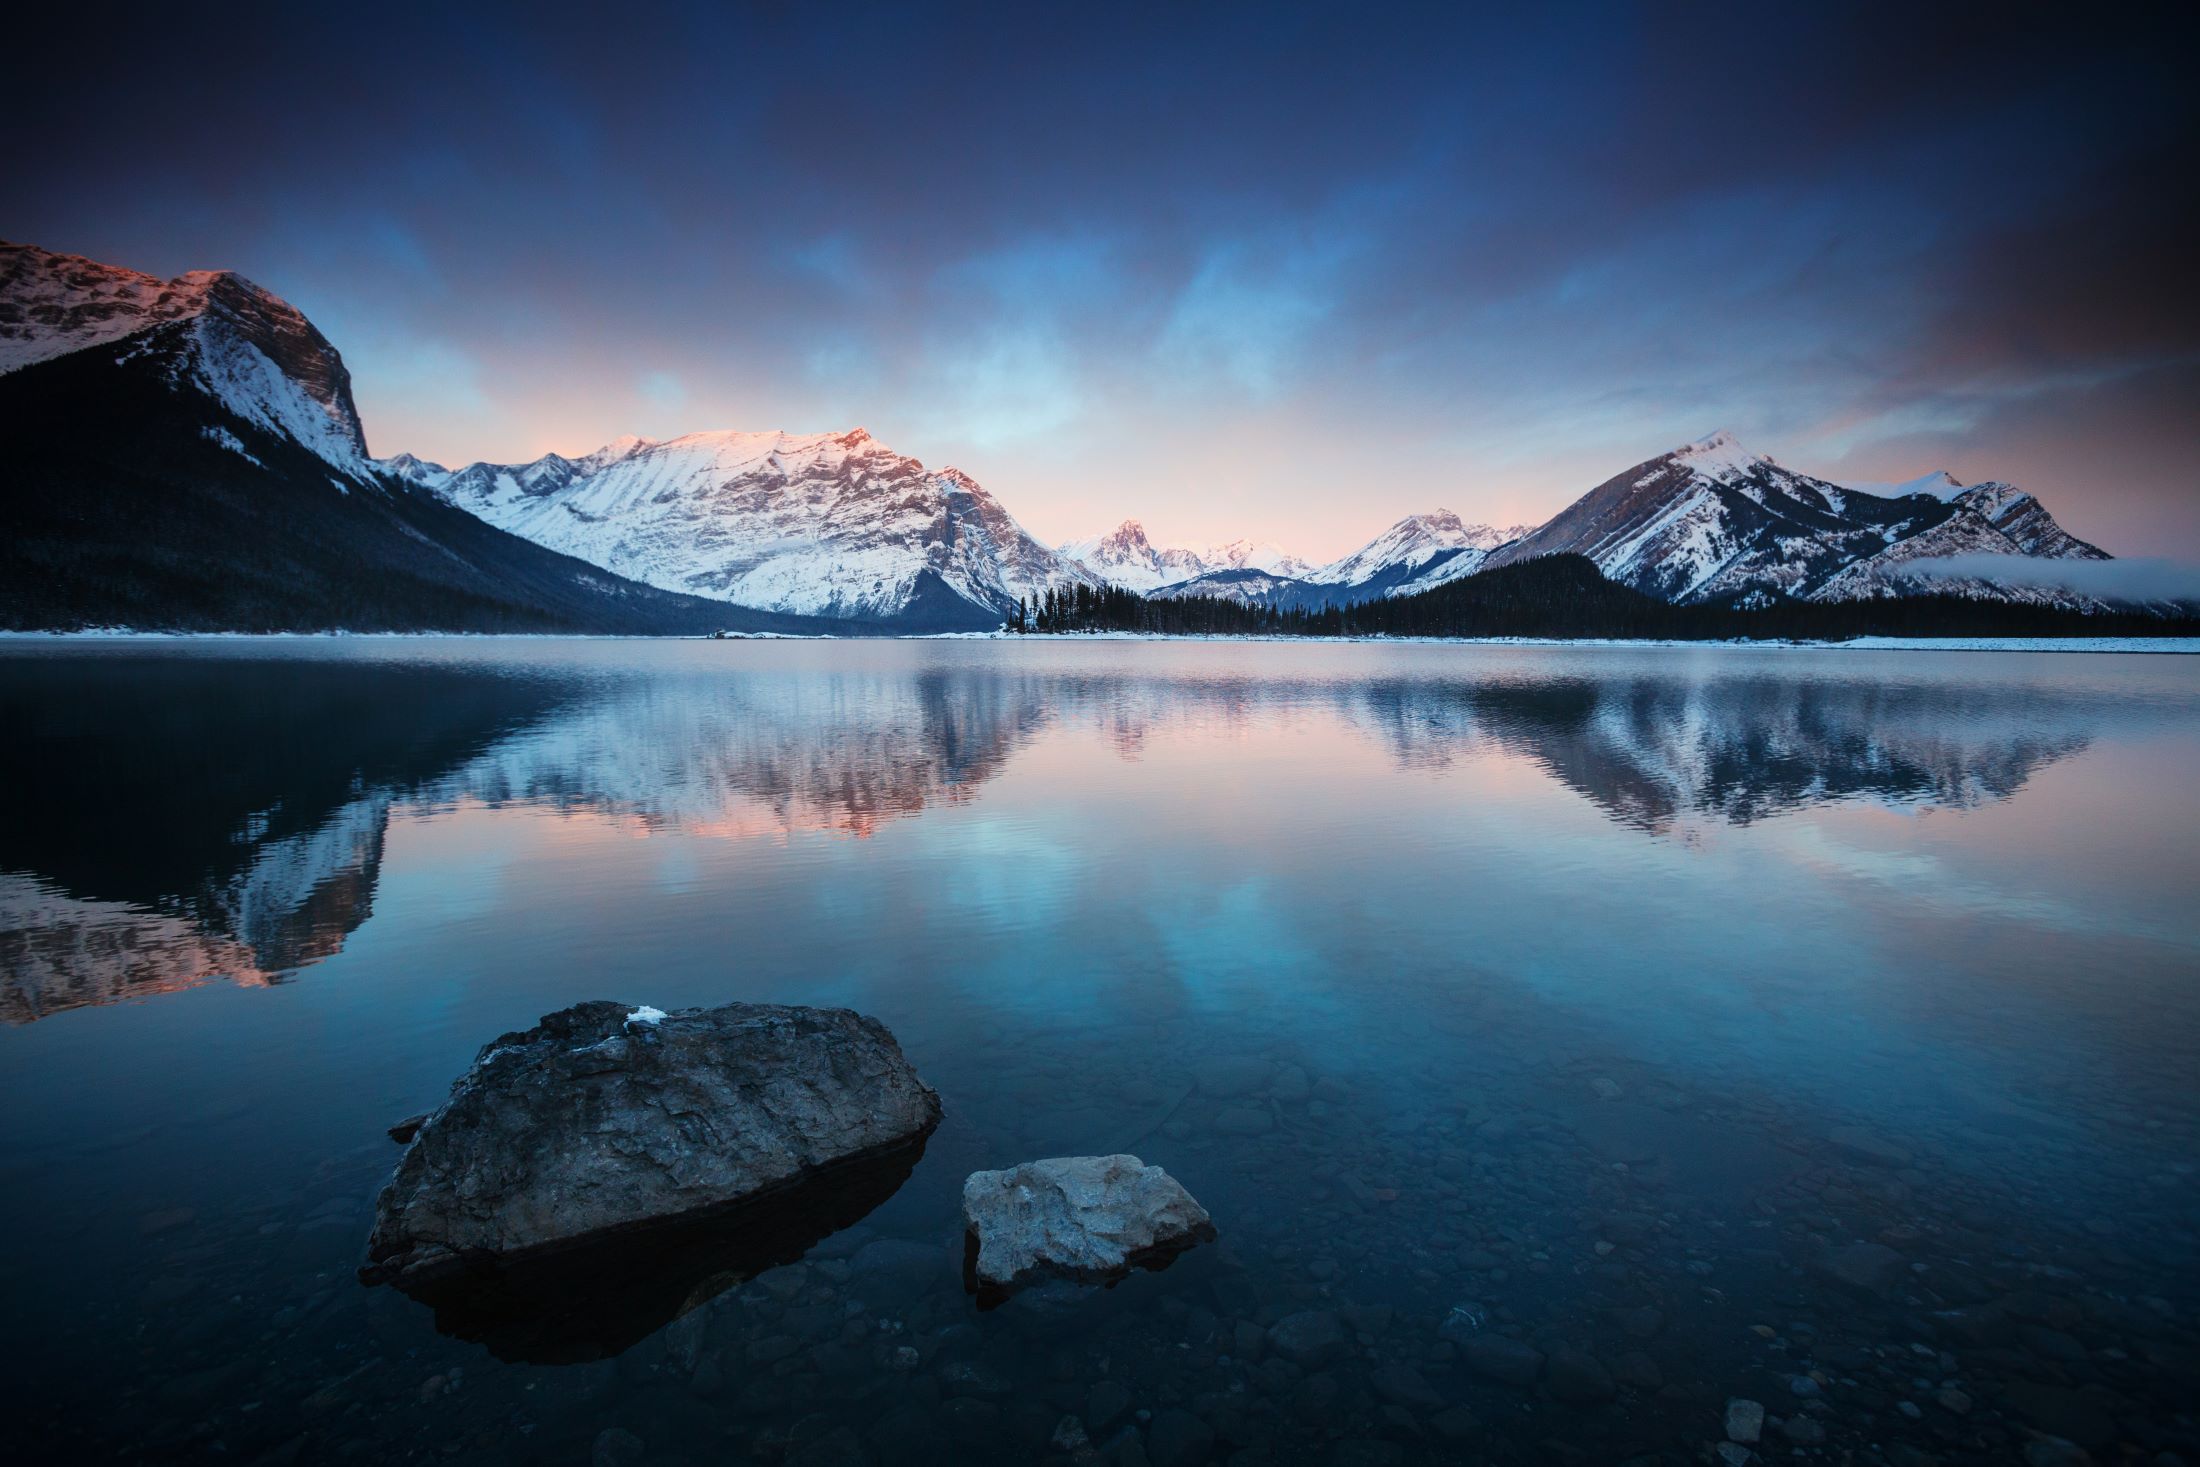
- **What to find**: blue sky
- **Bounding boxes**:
[6,1,2194,558]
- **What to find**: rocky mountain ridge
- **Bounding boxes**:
[1057,521,1315,593]
[0,241,821,633]
[387,430,1095,627]
[1482,430,2109,608]
[2,240,2134,629]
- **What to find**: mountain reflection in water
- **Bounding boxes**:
[0,643,2154,1021]
[1,640,2196,1467]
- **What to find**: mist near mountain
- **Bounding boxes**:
[1898,554,2200,606]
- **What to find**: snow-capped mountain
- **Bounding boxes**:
[1311,510,1522,586]
[391,429,1097,627]
[1146,568,1317,607]
[1146,509,1538,608]
[1058,521,1213,593]
[1834,469,1964,500]
[1059,521,1314,592]
[1810,480,2113,605]
[1482,430,2109,607]
[1309,510,1538,599]
[6,240,2142,631]
[1204,538,1317,579]
[0,240,801,634]
[1945,479,2106,561]
[0,240,369,470]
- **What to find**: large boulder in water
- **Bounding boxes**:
[361,1000,941,1286]
[962,1154,1214,1302]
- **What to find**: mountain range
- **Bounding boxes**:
[1055,521,1315,592]
[382,428,1095,626]
[1127,510,1543,609]
[0,240,2126,632]
[1479,429,2109,608]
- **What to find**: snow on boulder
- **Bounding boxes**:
[361,1000,941,1286]
[961,1154,1215,1301]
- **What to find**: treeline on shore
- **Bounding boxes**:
[1009,554,2197,641]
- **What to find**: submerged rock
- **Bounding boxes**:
[1808,1239,1908,1296]
[1268,1309,1347,1366]
[361,1000,941,1287]
[961,1154,1214,1301]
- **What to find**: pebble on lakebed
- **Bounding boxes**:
[961,1153,1215,1302]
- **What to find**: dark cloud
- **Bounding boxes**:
[3,0,2194,554]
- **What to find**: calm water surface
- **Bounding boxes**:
[2,639,2195,1465]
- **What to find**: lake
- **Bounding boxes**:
[1,637,2194,1466]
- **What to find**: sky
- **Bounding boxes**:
[6,1,2195,561]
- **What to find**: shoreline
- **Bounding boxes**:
[2,629,2194,654]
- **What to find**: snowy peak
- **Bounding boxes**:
[1312,508,1530,588]
[1896,470,1965,500]
[1062,519,1157,562]
[1147,568,1309,606]
[1,241,217,373]
[1199,538,1316,578]
[1669,428,1765,479]
[376,451,453,492]
[1953,481,2107,560]
[1482,430,1932,601]
[1486,430,2114,607]
[1955,481,2030,520]
[1058,520,1302,592]
[421,426,1094,625]
[0,239,368,466]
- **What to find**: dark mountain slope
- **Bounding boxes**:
[0,332,834,634]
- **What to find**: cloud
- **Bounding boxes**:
[1900,554,2200,605]
[6,3,2194,554]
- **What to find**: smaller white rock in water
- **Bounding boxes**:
[963,1154,1214,1293]
[625,1006,668,1027]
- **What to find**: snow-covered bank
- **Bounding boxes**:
[3,629,2192,653]
[930,631,2199,653]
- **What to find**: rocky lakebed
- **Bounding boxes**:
[20,990,2195,1467]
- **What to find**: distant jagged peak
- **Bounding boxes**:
[1092,518,1154,548]
[1309,506,1530,587]
[1668,427,1768,478]
[1381,508,1530,546]
[1952,479,2029,515]
[1200,537,1315,576]
[1952,480,2107,560]
[1903,469,1965,499]
[415,425,961,500]
[1061,519,1169,563]
[1834,468,1966,501]
[580,433,653,469]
